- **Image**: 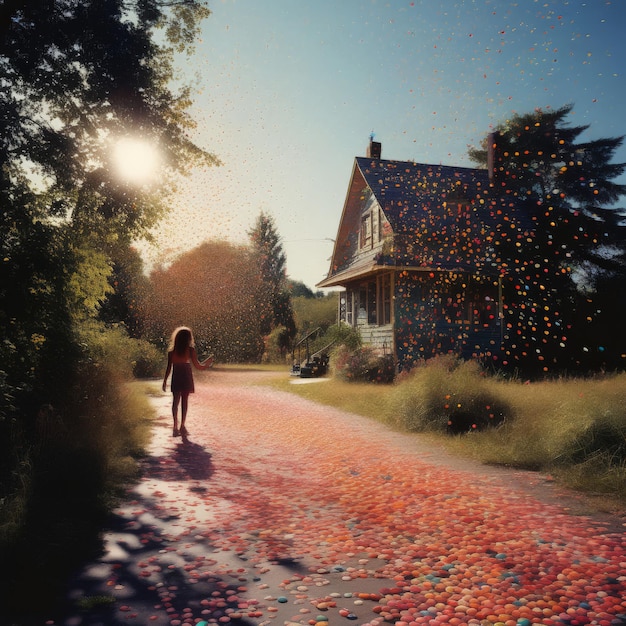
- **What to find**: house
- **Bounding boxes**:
[317,137,524,371]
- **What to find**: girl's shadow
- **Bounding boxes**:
[142,434,214,482]
[173,434,214,480]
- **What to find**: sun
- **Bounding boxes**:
[112,137,161,185]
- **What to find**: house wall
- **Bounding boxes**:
[338,270,501,370]
[394,271,502,370]
[357,320,394,355]
[334,191,392,274]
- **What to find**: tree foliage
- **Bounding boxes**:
[470,104,626,374]
[1,0,217,414]
[98,245,152,338]
[248,211,297,347]
[0,2,216,611]
[2,0,217,241]
[145,241,266,363]
[292,294,338,335]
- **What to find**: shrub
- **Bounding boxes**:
[79,321,163,378]
[263,325,294,364]
[386,355,509,433]
[325,323,362,352]
[332,345,395,383]
[130,339,163,378]
[0,321,154,614]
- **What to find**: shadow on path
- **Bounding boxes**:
[46,435,260,626]
[142,434,215,481]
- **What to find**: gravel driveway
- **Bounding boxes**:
[49,368,625,626]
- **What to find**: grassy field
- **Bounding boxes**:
[264,359,626,511]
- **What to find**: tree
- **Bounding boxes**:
[248,212,297,351]
[0,2,218,610]
[288,280,316,299]
[0,0,218,412]
[0,0,220,391]
[469,104,626,374]
[98,245,152,338]
[146,241,266,363]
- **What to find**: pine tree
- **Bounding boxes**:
[248,212,297,347]
[469,104,626,374]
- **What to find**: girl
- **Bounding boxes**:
[162,327,213,436]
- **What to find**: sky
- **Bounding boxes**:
[140,0,626,291]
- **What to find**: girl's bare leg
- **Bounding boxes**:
[172,392,181,435]
[180,393,189,433]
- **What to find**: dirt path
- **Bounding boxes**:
[49,368,625,626]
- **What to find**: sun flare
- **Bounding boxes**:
[113,137,161,184]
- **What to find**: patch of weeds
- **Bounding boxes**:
[76,594,117,611]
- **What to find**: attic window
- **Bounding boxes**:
[360,212,373,249]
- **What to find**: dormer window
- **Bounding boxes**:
[360,212,373,249]
[360,205,387,250]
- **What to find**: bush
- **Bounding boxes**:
[326,323,362,352]
[332,345,395,383]
[387,355,509,433]
[0,321,154,615]
[80,321,163,378]
[132,339,165,378]
[263,325,293,364]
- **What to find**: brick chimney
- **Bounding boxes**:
[366,135,381,159]
[487,131,500,183]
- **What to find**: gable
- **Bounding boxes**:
[320,162,387,285]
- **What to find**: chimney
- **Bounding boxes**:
[487,131,500,183]
[366,135,381,159]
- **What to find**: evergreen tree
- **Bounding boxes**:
[469,104,626,374]
[248,212,297,349]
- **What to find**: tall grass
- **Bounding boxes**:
[391,361,626,499]
[387,355,509,433]
[444,375,626,492]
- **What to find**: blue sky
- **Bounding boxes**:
[143,0,626,290]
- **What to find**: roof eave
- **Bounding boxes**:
[317,262,501,288]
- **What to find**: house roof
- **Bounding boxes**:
[318,155,523,288]
[355,156,491,227]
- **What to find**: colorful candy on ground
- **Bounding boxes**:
[50,378,625,625]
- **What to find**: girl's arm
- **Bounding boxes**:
[162,352,172,391]
[191,347,213,370]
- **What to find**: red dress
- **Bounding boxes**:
[171,362,194,393]
[168,349,196,393]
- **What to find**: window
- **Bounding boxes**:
[367,281,377,324]
[360,213,372,249]
[378,273,392,325]
[340,274,392,327]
